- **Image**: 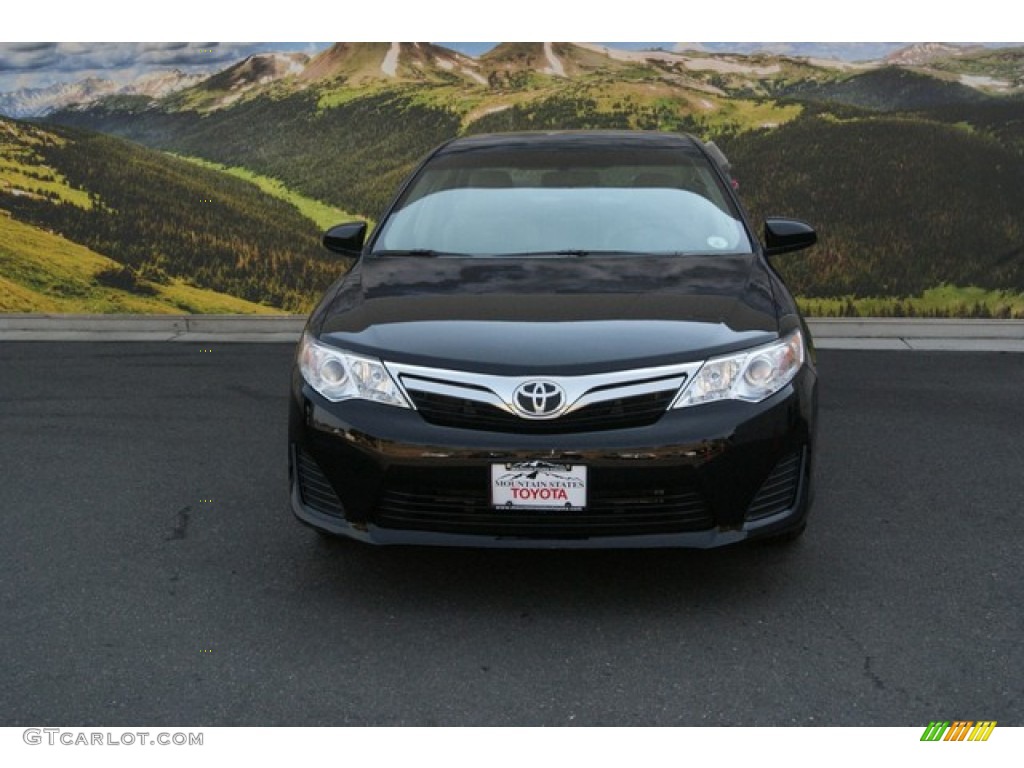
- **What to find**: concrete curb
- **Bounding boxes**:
[0,314,307,333]
[808,318,1024,351]
[807,318,1024,338]
[1,315,1023,351]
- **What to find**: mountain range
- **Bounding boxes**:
[674,42,1016,62]
[2,42,1022,118]
[0,69,206,119]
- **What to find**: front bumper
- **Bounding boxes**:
[288,365,816,548]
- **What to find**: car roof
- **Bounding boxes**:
[435,130,702,156]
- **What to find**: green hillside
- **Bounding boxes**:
[173,154,364,230]
[0,211,283,313]
[1,117,350,312]
[786,67,992,111]
[53,91,461,220]
[719,113,1024,297]
[915,100,1024,155]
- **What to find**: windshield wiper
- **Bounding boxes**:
[371,249,469,257]
[492,249,655,258]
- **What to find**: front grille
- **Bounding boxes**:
[745,450,803,521]
[407,389,678,434]
[295,449,345,517]
[376,467,713,538]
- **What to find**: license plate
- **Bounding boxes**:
[490,461,587,511]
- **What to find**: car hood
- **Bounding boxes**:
[316,255,779,375]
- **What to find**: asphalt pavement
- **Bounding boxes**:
[1,342,1021,725]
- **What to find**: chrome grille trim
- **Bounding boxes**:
[384,360,704,419]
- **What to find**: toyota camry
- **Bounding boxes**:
[288,130,818,548]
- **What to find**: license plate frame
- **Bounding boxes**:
[490,461,587,511]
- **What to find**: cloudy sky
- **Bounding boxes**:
[0,42,328,91]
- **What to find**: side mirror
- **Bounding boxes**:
[323,222,367,257]
[764,218,816,257]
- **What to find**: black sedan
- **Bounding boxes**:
[288,130,818,548]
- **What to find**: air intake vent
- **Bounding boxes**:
[296,449,345,517]
[746,450,803,521]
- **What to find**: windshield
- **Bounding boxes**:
[372,144,752,257]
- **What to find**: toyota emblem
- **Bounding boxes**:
[513,380,566,419]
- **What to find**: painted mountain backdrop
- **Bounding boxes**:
[2,41,1023,316]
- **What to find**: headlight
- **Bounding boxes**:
[673,329,805,408]
[298,332,410,408]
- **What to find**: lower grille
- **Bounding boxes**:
[408,389,678,434]
[296,449,345,517]
[745,450,803,521]
[376,468,713,538]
